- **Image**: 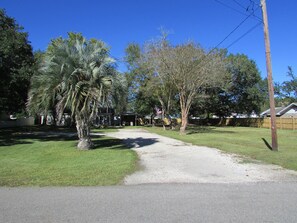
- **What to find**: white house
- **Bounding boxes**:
[260,103,297,117]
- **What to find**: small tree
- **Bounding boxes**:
[143,39,227,134]
[27,33,120,150]
[281,66,297,102]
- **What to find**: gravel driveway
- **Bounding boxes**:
[105,129,297,185]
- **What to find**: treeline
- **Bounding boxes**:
[123,39,296,133]
[1,8,296,134]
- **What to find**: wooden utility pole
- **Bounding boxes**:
[261,0,278,151]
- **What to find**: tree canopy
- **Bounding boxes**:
[279,67,297,103]
[226,54,264,114]
[130,36,228,133]
[27,33,123,149]
[0,9,34,114]
[190,54,265,118]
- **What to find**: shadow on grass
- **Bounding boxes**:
[1,126,158,150]
[0,126,77,147]
[262,138,273,151]
[92,137,129,150]
[186,126,236,135]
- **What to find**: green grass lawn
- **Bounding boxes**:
[146,126,297,171]
[0,126,137,186]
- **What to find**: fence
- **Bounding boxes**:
[262,117,297,130]
[189,117,297,130]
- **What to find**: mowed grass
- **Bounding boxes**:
[0,126,137,186]
[146,126,297,171]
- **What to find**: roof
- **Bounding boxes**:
[260,103,297,116]
[121,112,137,116]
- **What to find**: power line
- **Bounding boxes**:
[192,6,261,76]
[211,12,254,50]
[226,21,262,49]
[231,0,247,10]
[214,0,262,22]
[243,0,263,21]
[190,10,255,81]
[214,0,250,17]
[187,1,263,78]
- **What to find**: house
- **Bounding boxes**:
[121,112,138,126]
[260,103,297,117]
[94,108,115,126]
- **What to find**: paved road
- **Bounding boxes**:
[1,183,297,223]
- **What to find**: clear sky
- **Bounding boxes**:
[1,0,296,83]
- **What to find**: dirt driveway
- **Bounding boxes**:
[105,129,297,185]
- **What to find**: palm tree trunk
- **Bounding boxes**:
[76,115,93,150]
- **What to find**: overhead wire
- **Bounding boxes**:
[226,21,262,49]
[214,0,252,18]
[214,14,252,48]
[223,2,263,50]
[214,0,263,22]
[192,1,263,74]
[210,10,254,53]
[212,0,263,50]
[231,0,247,10]
[246,0,263,21]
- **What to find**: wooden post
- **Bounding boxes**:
[261,0,278,151]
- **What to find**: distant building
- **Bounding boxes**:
[120,112,138,126]
[260,103,297,117]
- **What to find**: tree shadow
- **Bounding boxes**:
[261,138,273,151]
[186,126,236,135]
[123,137,159,149]
[0,126,157,150]
[0,126,77,147]
[92,137,129,150]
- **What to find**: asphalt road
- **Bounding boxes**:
[1,183,297,223]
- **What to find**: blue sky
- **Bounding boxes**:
[1,0,296,83]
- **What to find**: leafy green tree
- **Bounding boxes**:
[190,54,265,118]
[143,38,227,134]
[258,77,273,111]
[110,72,127,114]
[27,33,120,150]
[135,83,159,115]
[272,66,297,107]
[125,42,179,129]
[190,87,231,118]
[226,54,264,115]
[281,66,297,102]
[124,44,158,116]
[0,9,34,114]
[124,43,143,112]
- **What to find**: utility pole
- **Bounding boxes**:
[261,0,278,151]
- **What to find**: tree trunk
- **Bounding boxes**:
[179,109,188,135]
[76,115,93,150]
[161,109,166,130]
[179,92,191,135]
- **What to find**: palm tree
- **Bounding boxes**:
[27,33,120,150]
